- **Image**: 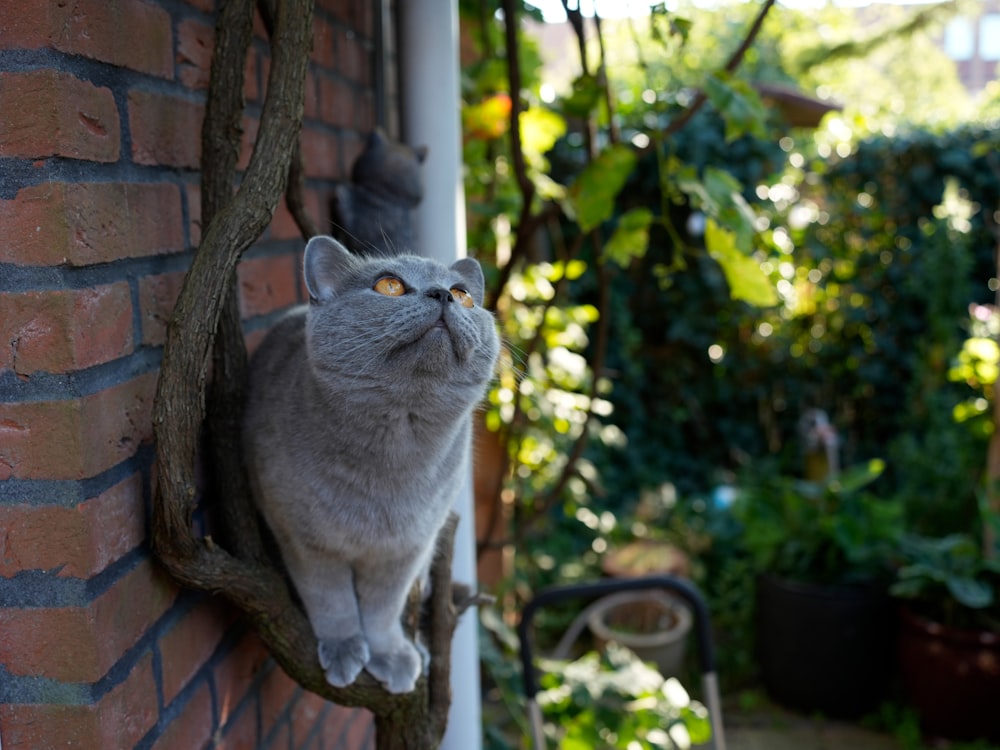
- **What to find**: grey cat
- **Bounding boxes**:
[242,235,499,694]
[332,128,428,256]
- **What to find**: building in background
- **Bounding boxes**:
[939,0,1000,93]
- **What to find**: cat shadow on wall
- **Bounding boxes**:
[331,128,428,257]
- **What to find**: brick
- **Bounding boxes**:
[269,195,303,241]
[0,69,120,162]
[260,665,299,737]
[0,372,157,481]
[317,75,356,129]
[215,695,259,750]
[290,691,328,747]
[337,29,370,87]
[177,18,214,90]
[316,0,372,35]
[311,17,336,69]
[309,189,331,233]
[316,704,354,747]
[0,473,143,578]
[339,708,375,750]
[139,271,187,346]
[213,632,269,728]
[300,128,341,179]
[266,188,323,242]
[0,283,134,375]
[159,598,232,704]
[265,721,292,750]
[245,49,260,103]
[153,681,214,750]
[357,90,376,133]
[0,0,172,78]
[0,560,176,682]
[129,89,204,168]
[237,254,300,318]
[0,653,158,750]
[303,70,319,119]
[0,182,184,266]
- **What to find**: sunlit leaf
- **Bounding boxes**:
[604,208,653,268]
[520,106,566,161]
[704,73,769,142]
[568,144,637,233]
[676,167,755,248]
[704,219,777,307]
[462,93,511,141]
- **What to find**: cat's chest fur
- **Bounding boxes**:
[243,236,499,561]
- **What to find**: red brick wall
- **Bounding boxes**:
[0,1,380,748]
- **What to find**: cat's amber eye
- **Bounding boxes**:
[450,288,474,308]
[374,277,405,297]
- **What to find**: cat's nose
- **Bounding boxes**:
[425,287,453,304]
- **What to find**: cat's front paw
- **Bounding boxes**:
[365,640,423,694]
[318,634,370,687]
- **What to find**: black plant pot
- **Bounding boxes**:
[756,574,894,718]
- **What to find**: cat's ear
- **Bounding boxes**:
[304,236,354,302]
[450,257,485,306]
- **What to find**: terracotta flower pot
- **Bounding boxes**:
[898,606,1000,743]
[587,589,693,678]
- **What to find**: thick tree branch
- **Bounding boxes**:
[151,1,466,747]
[201,0,265,566]
[258,0,319,240]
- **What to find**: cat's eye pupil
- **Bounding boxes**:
[374,277,405,297]
[450,288,474,308]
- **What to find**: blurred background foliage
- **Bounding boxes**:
[458,0,1000,720]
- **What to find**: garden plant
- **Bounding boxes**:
[460,0,1000,747]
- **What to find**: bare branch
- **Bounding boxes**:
[658,0,776,139]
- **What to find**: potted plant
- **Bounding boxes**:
[585,589,693,678]
[732,459,903,718]
[890,497,1000,743]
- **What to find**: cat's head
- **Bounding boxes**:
[303,236,499,403]
[351,128,427,207]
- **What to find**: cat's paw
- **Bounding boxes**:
[365,640,423,694]
[317,634,370,688]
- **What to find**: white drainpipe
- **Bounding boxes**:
[398,3,483,750]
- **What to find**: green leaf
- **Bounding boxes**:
[704,73,769,142]
[603,208,653,268]
[568,144,637,233]
[520,106,566,163]
[560,73,602,118]
[676,166,756,249]
[704,219,777,307]
[946,577,994,609]
[831,458,885,494]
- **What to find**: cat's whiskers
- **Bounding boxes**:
[376,222,399,255]
[328,220,386,257]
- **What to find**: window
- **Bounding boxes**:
[980,14,1000,61]
[944,17,974,61]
